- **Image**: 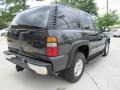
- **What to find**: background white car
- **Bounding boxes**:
[0,28,8,37]
[113,30,120,37]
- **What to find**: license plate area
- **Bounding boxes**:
[16,56,27,64]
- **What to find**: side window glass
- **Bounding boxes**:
[69,11,82,30]
[58,6,82,30]
[57,17,69,29]
[56,7,70,29]
[80,13,94,30]
[70,21,82,29]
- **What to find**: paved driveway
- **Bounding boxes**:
[0,37,120,90]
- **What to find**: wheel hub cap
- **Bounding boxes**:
[74,59,83,77]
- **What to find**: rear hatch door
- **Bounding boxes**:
[7,6,50,58]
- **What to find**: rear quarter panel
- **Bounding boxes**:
[48,30,90,56]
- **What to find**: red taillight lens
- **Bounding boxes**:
[46,47,58,57]
[46,37,58,57]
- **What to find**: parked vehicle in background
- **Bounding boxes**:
[4,4,110,83]
[113,30,120,37]
[0,28,8,37]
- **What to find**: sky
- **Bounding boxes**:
[27,0,120,15]
[26,0,51,7]
[95,0,120,15]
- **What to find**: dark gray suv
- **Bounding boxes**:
[4,4,110,83]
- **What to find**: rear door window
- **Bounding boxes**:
[56,15,70,29]
[56,6,81,30]
[80,12,94,30]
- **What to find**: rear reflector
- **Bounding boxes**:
[46,37,58,57]
[47,43,57,47]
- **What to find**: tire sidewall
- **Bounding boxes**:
[104,42,110,56]
[71,52,85,82]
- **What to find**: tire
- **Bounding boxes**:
[60,52,85,83]
[103,41,110,56]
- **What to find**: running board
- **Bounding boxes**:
[87,51,104,63]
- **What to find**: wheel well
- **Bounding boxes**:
[67,45,89,68]
[77,45,89,59]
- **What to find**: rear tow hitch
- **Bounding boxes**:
[16,65,24,72]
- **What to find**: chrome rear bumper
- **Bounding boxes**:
[4,51,52,75]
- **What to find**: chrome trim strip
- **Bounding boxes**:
[91,44,105,52]
[28,63,48,75]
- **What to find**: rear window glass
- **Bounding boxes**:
[11,6,50,28]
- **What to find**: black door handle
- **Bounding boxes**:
[87,34,97,36]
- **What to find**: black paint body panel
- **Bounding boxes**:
[6,4,110,73]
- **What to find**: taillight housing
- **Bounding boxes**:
[46,36,58,57]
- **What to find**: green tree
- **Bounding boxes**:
[97,10,120,28]
[58,0,98,15]
[0,0,27,29]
